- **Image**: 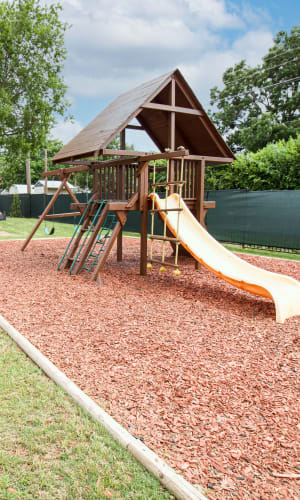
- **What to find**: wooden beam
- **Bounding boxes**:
[90,222,122,282]
[174,77,230,158]
[186,155,233,163]
[126,124,144,130]
[142,103,203,116]
[126,192,139,209]
[44,150,189,179]
[42,212,81,219]
[21,176,70,251]
[199,159,205,227]
[101,149,147,156]
[42,165,90,177]
[106,202,130,211]
[168,79,176,194]
[115,211,128,227]
[139,163,149,276]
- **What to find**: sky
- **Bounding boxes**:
[49,0,300,151]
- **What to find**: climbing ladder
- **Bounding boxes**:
[79,211,117,277]
[58,197,124,282]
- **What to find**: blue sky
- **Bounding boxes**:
[49,0,299,151]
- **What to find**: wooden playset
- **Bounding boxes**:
[21,69,234,282]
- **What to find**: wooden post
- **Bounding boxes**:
[199,159,205,227]
[117,129,126,261]
[21,175,70,252]
[26,153,31,194]
[168,78,175,194]
[195,159,205,269]
[139,164,149,276]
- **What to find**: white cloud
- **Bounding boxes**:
[50,119,83,144]
[186,0,243,29]
[41,0,277,130]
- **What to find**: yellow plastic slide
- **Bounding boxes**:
[150,193,300,323]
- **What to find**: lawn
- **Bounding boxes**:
[0,217,75,240]
[0,331,172,500]
[0,216,299,262]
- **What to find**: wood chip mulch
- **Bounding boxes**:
[1,238,299,499]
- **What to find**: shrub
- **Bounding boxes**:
[10,194,23,217]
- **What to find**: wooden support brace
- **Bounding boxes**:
[90,222,122,282]
[21,175,70,251]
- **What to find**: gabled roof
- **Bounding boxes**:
[53,69,234,163]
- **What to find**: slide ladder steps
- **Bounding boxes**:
[80,212,118,276]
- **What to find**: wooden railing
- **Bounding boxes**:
[98,163,138,200]
[96,159,201,202]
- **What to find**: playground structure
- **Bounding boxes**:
[21,69,300,322]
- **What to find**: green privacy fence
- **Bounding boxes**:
[205,190,300,252]
[0,190,299,251]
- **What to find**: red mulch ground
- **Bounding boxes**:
[1,237,299,499]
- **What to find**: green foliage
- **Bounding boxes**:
[205,134,300,190]
[10,194,23,217]
[0,0,70,154]
[210,26,300,152]
[0,139,63,190]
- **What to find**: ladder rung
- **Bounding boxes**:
[150,259,179,268]
[150,208,183,213]
[152,181,185,187]
[149,235,180,242]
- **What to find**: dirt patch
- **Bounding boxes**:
[0,231,11,236]
[1,238,299,499]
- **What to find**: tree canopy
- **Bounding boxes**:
[0,139,64,189]
[0,0,70,154]
[210,26,300,153]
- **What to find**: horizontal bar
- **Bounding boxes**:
[142,103,203,116]
[152,181,185,187]
[185,155,234,163]
[150,259,179,268]
[101,149,148,156]
[45,150,189,178]
[40,212,81,219]
[149,235,180,242]
[150,208,183,213]
[125,124,145,130]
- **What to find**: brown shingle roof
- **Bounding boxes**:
[53,69,234,162]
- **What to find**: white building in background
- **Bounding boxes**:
[1,184,33,194]
[33,180,77,194]
[0,180,77,195]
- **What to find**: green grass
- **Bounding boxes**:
[0,331,172,500]
[0,216,299,261]
[0,217,75,240]
[224,243,300,261]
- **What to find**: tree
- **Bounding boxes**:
[0,0,70,154]
[210,26,300,153]
[0,139,64,189]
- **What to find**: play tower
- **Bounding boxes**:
[21,69,235,282]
